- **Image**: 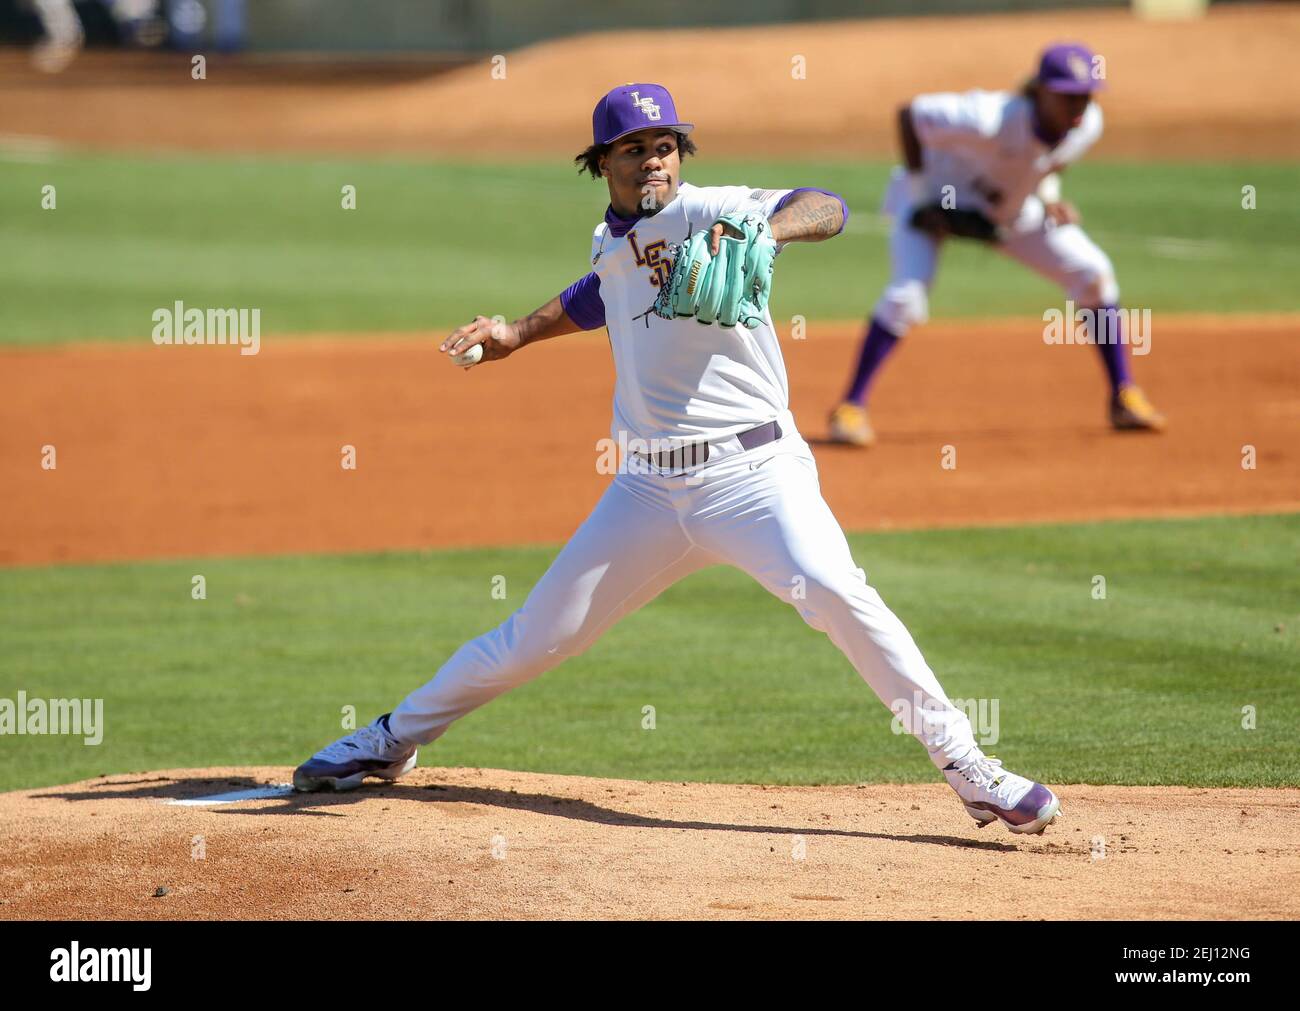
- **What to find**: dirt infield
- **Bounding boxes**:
[2,316,1296,567]
[1,767,1296,920]
[2,4,1299,158]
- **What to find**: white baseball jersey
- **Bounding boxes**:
[907,90,1103,227]
[589,181,795,445]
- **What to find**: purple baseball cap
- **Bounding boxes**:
[1037,43,1105,94]
[592,83,693,146]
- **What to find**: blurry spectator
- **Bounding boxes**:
[29,0,82,72]
[26,0,164,72]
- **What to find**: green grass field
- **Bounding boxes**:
[2,513,1295,793]
[2,151,1299,344]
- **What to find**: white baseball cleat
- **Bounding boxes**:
[943,751,1061,835]
[293,714,417,792]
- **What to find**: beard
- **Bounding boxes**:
[639,179,672,214]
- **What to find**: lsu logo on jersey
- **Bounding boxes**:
[629,91,661,122]
[628,230,668,288]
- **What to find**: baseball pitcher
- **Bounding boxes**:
[830,42,1166,447]
[293,84,1062,835]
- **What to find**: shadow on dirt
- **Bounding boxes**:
[34,772,1021,852]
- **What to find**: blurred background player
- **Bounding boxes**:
[829,41,1166,448]
[21,0,234,73]
[27,0,84,71]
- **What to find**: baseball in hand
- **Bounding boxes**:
[451,343,484,367]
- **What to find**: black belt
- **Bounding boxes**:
[637,420,783,472]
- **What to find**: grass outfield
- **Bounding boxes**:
[1,513,1295,793]
[2,152,1299,345]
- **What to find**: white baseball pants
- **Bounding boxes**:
[874,180,1119,336]
[389,423,977,771]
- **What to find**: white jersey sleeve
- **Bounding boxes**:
[681,184,790,230]
[696,184,785,218]
[678,185,847,250]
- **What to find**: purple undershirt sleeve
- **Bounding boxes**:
[773,187,850,236]
[559,272,607,331]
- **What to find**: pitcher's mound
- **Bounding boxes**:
[2,767,1296,920]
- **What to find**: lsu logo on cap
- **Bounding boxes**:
[629,91,661,121]
[1067,53,1090,81]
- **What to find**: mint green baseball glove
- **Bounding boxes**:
[653,212,777,329]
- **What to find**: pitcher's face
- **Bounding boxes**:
[600,129,682,217]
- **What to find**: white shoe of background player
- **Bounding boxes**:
[943,749,1061,835]
[293,714,417,792]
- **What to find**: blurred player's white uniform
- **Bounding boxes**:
[29,0,83,72]
[29,0,163,73]
[875,89,1115,337]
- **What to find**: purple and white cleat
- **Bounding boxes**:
[943,752,1061,835]
[293,714,417,793]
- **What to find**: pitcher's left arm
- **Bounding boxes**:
[768,189,847,243]
[706,187,848,253]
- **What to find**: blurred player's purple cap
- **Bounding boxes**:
[1037,43,1105,94]
[592,83,694,146]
